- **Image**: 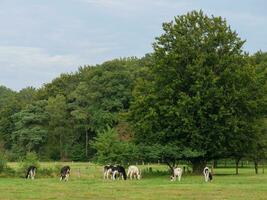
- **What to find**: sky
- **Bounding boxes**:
[0,0,266,91]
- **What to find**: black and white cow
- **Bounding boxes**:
[203,166,213,182]
[103,165,113,179]
[25,166,37,179]
[111,165,127,180]
[60,166,71,181]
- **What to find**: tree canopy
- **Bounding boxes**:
[129,10,266,172]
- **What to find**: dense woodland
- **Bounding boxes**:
[0,11,266,173]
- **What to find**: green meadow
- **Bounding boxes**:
[0,162,266,200]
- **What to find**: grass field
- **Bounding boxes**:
[0,162,266,200]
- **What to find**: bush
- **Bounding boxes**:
[19,152,40,176]
[141,167,169,178]
[38,167,57,178]
[0,153,7,173]
[0,166,16,178]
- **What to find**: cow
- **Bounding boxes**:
[127,165,141,180]
[60,166,71,181]
[103,165,113,179]
[25,166,37,180]
[203,166,213,182]
[170,167,182,181]
[111,165,127,180]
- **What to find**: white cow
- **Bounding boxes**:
[170,167,183,181]
[127,165,141,180]
[203,166,213,182]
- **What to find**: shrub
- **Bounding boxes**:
[19,152,40,176]
[0,153,7,173]
[38,167,57,178]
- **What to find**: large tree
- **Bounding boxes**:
[129,10,263,173]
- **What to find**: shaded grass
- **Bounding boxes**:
[0,162,266,200]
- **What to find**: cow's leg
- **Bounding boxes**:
[66,174,69,181]
[205,173,208,182]
[103,171,106,179]
[33,171,36,180]
[31,171,34,180]
[112,172,116,180]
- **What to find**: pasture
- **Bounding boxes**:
[0,162,266,200]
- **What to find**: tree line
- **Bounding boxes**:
[0,11,266,174]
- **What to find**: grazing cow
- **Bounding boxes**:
[25,166,37,180]
[60,166,71,181]
[203,166,213,182]
[111,165,127,180]
[170,167,183,181]
[103,165,113,179]
[127,165,141,180]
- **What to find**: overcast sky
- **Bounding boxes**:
[0,0,266,91]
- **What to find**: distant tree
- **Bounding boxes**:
[16,87,37,108]
[11,100,48,158]
[70,58,141,159]
[247,52,267,174]
[0,87,19,151]
[91,127,138,164]
[129,10,264,173]
[0,86,16,108]
[45,95,71,160]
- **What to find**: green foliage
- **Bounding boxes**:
[20,152,40,174]
[0,152,7,172]
[129,10,265,171]
[91,127,138,164]
[37,167,57,177]
[11,100,48,157]
[45,95,72,160]
[70,144,87,161]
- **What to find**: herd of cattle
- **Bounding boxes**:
[25,165,213,182]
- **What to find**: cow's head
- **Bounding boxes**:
[137,173,141,180]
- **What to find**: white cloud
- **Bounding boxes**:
[0,46,97,90]
[0,46,83,71]
[79,0,193,11]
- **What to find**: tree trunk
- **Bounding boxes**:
[254,160,258,174]
[85,129,88,157]
[60,134,63,159]
[235,158,240,175]
[213,160,218,168]
[166,161,175,173]
[191,159,206,174]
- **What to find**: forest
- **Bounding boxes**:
[0,11,266,174]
